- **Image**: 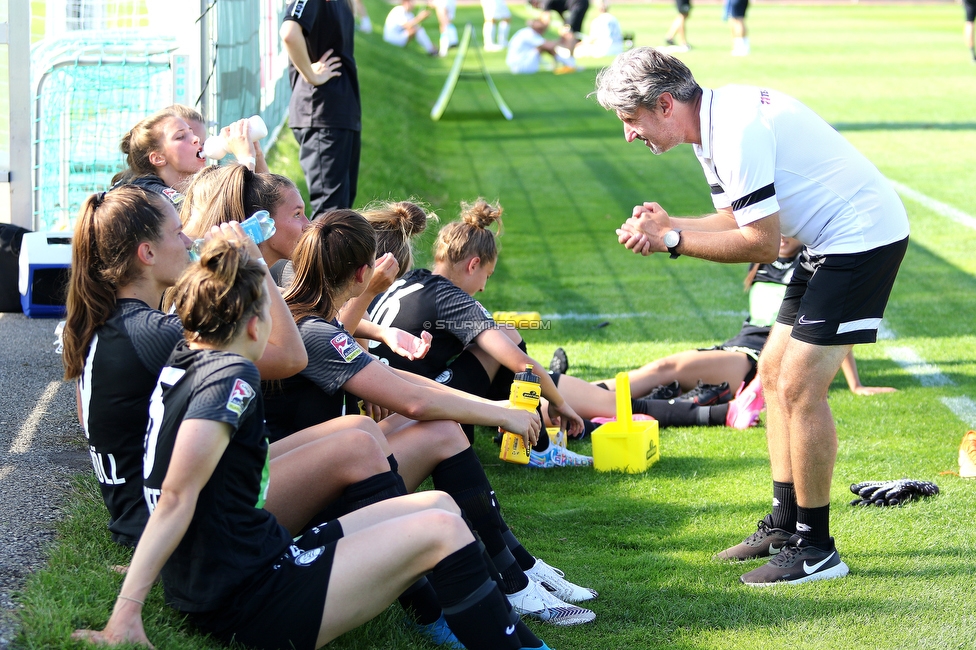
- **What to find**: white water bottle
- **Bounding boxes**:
[189,210,276,261]
[203,115,269,160]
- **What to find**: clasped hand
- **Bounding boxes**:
[616,202,671,256]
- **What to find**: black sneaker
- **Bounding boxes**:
[713,515,793,561]
[549,347,569,374]
[740,535,849,586]
[665,37,676,46]
[676,380,731,406]
[647,380,681,400]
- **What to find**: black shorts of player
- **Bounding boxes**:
[674,0,691,16]
[966,0,976,23]
[727,0,748,19]
[777,237,908,347]
[435,349,493,397]
[186,520,344,650]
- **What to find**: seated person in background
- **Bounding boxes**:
[506,19,577,74]
[573,0,623,58]
[544,237,895,432]
[481,0,512,51]
[383,0,438,55]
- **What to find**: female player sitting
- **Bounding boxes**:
[263,210,599,626]
[365,199,588,467]
[71,236,551,650]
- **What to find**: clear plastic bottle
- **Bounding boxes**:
[189,210,276,261]
[203,115,269,160]
[498,364,541,465]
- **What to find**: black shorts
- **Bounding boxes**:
[966,0,976,23]
[728,0,748,19]
[675,0,691,16]
[777,237,908,347]
[434,349,493,397]
[187,520,344,650]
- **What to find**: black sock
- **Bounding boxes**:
[309,470,401,524]
[493,547,529,594]
[796,504,831,547]
[632,397,699,428]
[387,454,408,495]
[398,577,442,625]
[432,448,516,578]
[428,542,522,650]
[502,528,537,572]
[532,428,550,453]
[708,404,729,425]
[770,481,797,532]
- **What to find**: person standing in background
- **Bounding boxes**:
[281,0,361,215]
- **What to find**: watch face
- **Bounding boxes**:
[665,230,680,248]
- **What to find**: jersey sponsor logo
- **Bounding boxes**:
[760,89,771,105]
[291,0,308,18]
[330,332,363,362]
[226,378,256,416]
[475,301,492,319]
[435,369,453,384]
[161,187,184,205]
[293,545,326,566]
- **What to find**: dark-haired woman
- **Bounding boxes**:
[72,237,551,650]
[263,210,598,627]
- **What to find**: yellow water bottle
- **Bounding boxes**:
[498,364,541,464]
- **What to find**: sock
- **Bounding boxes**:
[502,528,537,572]
[632,397,700,428]
[708,404,729,425]
[493,547,530,594]
[387,454,408,495]
[432,448,525,590]
[770,480,797,532]
[497,21,509,45]
[532,422,550,453]
[795,504,831,547]
[428,542,522,650]
[398,577,442,625]
[439,32,450,57]
[483,22,494,46]
[309,471,401,523]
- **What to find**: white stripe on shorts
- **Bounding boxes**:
[837,317,882,334]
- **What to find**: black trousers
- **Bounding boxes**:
[292,126,361,217]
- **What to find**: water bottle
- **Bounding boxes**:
[203,115,269,160]
[498,364,541,465]
[189,210,276,261]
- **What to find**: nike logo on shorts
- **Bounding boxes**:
[797,314,825,325]
[505,624,517,635]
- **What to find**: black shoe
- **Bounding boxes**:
[713,515,793,561]
[549,347,569,375]
[665,37,676,46]
[676,380,731,406]
[647,380,681,400]
[740,535,849,586]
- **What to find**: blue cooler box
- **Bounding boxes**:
[19,232,72,318]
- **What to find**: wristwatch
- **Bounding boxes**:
[663,229,682,259]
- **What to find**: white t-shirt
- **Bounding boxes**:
[694,86,910,255]
[506,27,545,73]
[383,6,413,47]
[576,13,622,58]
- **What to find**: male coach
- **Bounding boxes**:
[594,47,909,585]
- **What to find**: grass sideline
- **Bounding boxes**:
[18,2,976,649]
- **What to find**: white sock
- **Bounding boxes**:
[497,21,509,46]
[439,31,450,56]
[483,22,494,46]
